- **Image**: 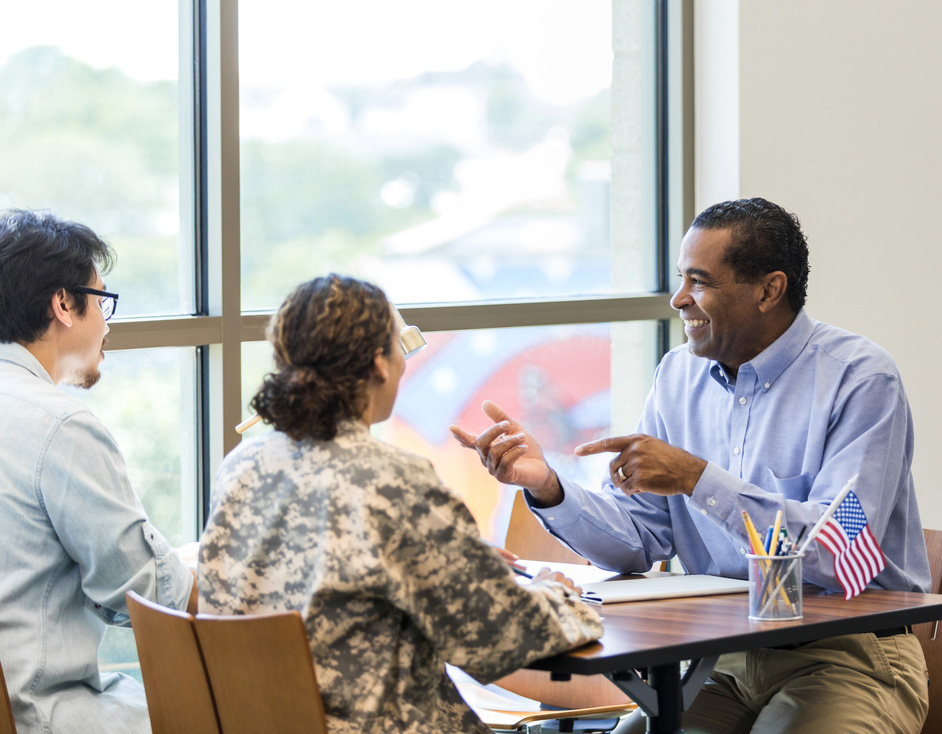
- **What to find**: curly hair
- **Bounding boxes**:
[0,209,115,344]
[692,197,810,314]
[250,274,394,441]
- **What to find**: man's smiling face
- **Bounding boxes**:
[669,226,772,375]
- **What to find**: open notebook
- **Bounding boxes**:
[517,560,749,605]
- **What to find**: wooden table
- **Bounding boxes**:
[527,586,942,733]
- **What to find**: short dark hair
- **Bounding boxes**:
[250,274,394,442]
[0,209,116,344]
[692,198,810,313]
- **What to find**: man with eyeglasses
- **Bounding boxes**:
[0,209,197,733]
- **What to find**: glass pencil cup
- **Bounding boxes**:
[747,553,804,621]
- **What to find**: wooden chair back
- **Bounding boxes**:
[125,591,221,734]
[916,528,942,734]
[504,490,590,564]
[0,656,16,734]
[194,610,327,734]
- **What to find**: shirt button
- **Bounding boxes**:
[739,547,746,554]
[708,497,717,507]
[733,447,741,455]
[764,382,771,389]
[739,397,747,405]
[700,508,708,516]
[547,515,555,521]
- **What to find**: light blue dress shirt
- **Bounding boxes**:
[530,310,930,594]
[0,343,193,734]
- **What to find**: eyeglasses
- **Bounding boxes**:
[70,286,119,321]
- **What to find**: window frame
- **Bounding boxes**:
[103,0,693,534]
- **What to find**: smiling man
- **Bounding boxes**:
[0,209,197,734]
[452,198,931,733]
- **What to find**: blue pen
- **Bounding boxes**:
[763,526,775,555]
[511,565,534,579]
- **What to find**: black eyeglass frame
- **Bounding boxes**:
[70,286,120,321]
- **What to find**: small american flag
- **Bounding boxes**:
[815,490,886,600]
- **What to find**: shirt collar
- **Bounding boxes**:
[0,341,56,385]
[708,309,816,390]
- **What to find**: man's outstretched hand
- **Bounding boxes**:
[449,400,564,506]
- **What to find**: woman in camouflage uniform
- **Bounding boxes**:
[198,274,602,734]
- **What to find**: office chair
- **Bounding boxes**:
[0,654,16,734]
[915,528,942,734]
[503,490,590,565]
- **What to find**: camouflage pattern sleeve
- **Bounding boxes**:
[370,457,603,682]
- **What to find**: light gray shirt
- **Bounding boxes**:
[0,342,194,734]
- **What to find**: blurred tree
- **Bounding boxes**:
[0,46,183,316]
[567,88,611,169]
[484,61,554,150]
[0,46,177,231]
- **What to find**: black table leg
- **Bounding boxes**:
[646,663,682,733]
[607,655,718,734]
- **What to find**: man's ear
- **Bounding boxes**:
[48,288,74,327]
[757,271,788,313]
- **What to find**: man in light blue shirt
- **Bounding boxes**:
[452,198,930,733]
[0,210,197,733]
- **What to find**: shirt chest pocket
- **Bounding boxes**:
[764,469,813,501]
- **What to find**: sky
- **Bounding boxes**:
[3,0,612,105]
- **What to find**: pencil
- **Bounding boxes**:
[769,510,783,555]
[742,511,766,555]
[235,413,262,434]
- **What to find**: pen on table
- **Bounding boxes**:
[511,565,534,579]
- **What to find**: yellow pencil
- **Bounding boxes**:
[742,510,766,555]
[768,510,783,555]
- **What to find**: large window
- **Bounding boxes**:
[235,0,672,537]
[237,1,646,310]
[1,0,688,680]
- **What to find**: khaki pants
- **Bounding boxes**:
[615,631,928,734]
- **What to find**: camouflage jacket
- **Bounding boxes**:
[198,419,602,734]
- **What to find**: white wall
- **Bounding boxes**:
[695,0,942,528]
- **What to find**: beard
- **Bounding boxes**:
[67,337,107,390]
[68,367,101,390]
